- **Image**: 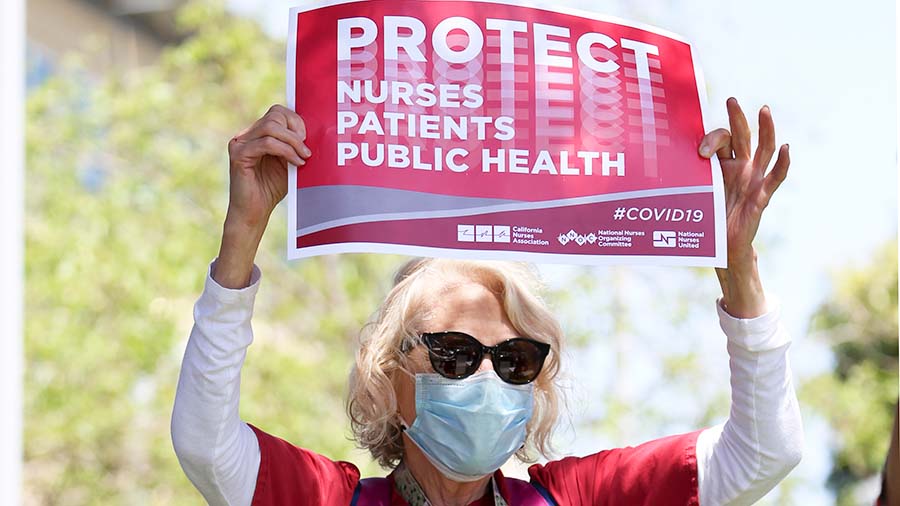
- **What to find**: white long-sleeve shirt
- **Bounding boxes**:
[171,263,803,506]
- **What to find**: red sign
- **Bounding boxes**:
[287,0,725,266]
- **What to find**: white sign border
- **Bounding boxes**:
[285,0,727,268]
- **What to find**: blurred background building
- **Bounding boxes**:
[27,0,187,86]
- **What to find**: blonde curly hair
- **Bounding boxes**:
[347,257,565,469]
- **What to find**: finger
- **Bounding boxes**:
[727,97,752,160]
[270,106,310,158]
[242,105,307,142]
[753,105,776,173]
[762,144,790,205]
[233,123,254,139]
[240,136,305,167]
[699,128,732,159]
[268,104,307,141]
[249,118,310,160]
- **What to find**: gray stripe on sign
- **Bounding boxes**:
[298,185,714,236]
[297,185,520,229]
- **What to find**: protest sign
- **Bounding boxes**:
[287,0,725,266]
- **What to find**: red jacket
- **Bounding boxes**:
[249,425,702,506]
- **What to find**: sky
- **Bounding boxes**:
[227,0,897,503]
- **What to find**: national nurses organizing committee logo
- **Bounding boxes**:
[557,229,597,246]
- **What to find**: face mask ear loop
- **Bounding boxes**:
[395,366,417,432]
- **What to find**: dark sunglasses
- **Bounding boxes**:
[420,331,551,385]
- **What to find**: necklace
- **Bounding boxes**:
[392,461,507,506]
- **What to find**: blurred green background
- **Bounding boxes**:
[24,0,897,504]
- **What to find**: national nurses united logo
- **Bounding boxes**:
[653,230,677,248]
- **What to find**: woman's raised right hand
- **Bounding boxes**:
[225,105,311,229]
[213,105,311,289]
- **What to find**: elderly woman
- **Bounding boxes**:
[171,98,803,506]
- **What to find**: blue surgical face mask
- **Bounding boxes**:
[400,370,534,482]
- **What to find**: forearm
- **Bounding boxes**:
[214,213,267,289]
[171,262,262,506]
[696,303,803,506]
[715,249,766,319]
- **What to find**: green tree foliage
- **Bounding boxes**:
[804,240,899,506]
[25,2,396,503]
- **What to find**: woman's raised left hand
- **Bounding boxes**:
[699,98,791,318]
